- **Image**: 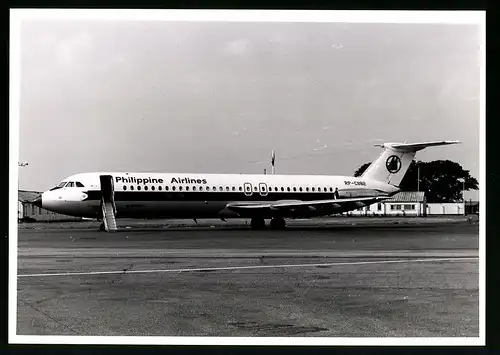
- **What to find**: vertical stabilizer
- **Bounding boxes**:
[360,140,460,186]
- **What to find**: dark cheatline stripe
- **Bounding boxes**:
[83,189,386,202]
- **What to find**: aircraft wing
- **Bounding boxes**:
[226,196,391,216]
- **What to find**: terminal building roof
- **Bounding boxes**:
[386,191,426,203]
[18,190,41,203]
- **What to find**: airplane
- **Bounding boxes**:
[32,140,460,231]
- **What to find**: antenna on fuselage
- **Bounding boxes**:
[271,150,276,175]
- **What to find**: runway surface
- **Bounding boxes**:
[16,218,480,337]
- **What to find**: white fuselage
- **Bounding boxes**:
[38,172,399,219]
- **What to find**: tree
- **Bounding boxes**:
[354,163,371,178]
[353,160,478,203]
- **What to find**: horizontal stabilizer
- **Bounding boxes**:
[373,140,461,152]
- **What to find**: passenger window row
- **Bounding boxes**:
[122,185,337,192]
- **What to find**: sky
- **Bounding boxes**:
[16,17,481,200]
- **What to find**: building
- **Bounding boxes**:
[344,191,468,217]
[18,190,82,222]
[383,191,427,216]
[345,191,427,216]
[426,202,465,216]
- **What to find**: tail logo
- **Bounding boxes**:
[386,155,402,174]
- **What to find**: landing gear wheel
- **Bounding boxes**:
[270,217,286,230]
[250,217,266,230]
[98,222,106,231]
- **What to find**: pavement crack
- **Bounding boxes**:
[18,298,82,335]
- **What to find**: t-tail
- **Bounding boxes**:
[361,140,461,187]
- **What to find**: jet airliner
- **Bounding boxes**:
[33,140,460,231]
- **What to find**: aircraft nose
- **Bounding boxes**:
[33,195,42,208]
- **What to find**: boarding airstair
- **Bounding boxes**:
[100,175,118,232]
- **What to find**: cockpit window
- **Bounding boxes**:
[67,182,75,187]
[49,181,67,191]
[76,182,85,187]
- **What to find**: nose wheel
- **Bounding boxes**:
[98,222,105,231]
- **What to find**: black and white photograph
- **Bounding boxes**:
[10,9,485,346]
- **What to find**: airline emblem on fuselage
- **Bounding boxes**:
[386,155,402,173]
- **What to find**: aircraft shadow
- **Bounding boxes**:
[108,223,467,233]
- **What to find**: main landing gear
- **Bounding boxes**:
[270,217,286,230]
[250,217,266,230]
[250,217,287,230]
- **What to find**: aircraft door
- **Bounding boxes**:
[99,175,117,215]
[244,182,253,196]
[100,175,114,203]
[259,182,268,196]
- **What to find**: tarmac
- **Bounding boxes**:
[16,217,480,338]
